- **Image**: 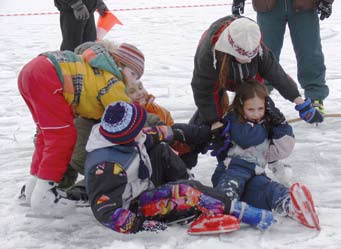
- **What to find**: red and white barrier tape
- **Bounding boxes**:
[0,3,233,17]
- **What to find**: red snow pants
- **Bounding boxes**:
[18,56,77,182]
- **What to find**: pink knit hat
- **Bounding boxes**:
[214,18,262,62]
[112,43,145,79]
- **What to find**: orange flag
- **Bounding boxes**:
[96,11,123,40]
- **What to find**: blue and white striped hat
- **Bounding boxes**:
[99,101,147,144]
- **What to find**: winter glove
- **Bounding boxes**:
[265,96,286,127]
[142,126,175,142]
[232,0,245,15]
[71,0,90,20]
[171,123,211,146]
[295,98,324,124]
[318,0,332,21]
[209,119,231,157]
[96,0,109,16]
[146,113,162,126]
[230,200,276,231]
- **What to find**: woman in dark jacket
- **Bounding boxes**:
[190,16,323,129]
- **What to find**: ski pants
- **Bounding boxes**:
[18,56,77,182]
[70,117,99,175]
[149,143,189,187]
[257,0,328,100]
[212,159,289,211]
[90,176,232,233]
[139,180,232,222]
[59,10,96,51]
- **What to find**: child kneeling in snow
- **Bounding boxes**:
[84,101,276,234]
[210,80,320,230]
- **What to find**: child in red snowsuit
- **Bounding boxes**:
[18,42,144,217]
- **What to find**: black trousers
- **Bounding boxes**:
[149,143,189,187]
[59,11,96,51]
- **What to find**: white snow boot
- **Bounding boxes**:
[17,175,37,207]
[30,178,76,218]
[268,161,293,187]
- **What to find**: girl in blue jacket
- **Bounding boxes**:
[211,79,320,230]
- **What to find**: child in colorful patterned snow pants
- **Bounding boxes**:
[84,101,276,234]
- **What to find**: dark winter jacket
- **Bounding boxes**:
[84,126,154,208]
[191,15,301,124]
[225,112,295,173]
[54,0,98,12]
[251,0,334,13]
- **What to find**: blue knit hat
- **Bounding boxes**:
[99,101,147,144]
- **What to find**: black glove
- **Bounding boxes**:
[318,0,332,21]
[232,0,245,15]
[71,0,90,20]
[295,98,324,124]
[265,96,286,126]
[172,123,211,146]
[96,0,109,16]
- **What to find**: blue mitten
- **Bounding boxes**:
[230,200,276,231]
[209,120,231,157]
[295,98,324,124]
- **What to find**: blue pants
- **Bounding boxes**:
[212,160,289,210]
[257,0,328,100]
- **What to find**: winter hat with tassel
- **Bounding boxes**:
[99,101,147,145]
[111,43,145,79]
[214,17,262,65]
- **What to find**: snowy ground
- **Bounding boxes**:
[1,1,341,248]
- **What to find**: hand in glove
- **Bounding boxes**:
[146,113,162,126]
[96,0,109,16]
[209,119,231,157]
[232,0,245,15]
[318,0,332,21]
[265,96,286,127]
[295,98,324,124]
[71,0,90,20]
[143,126,175,142]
